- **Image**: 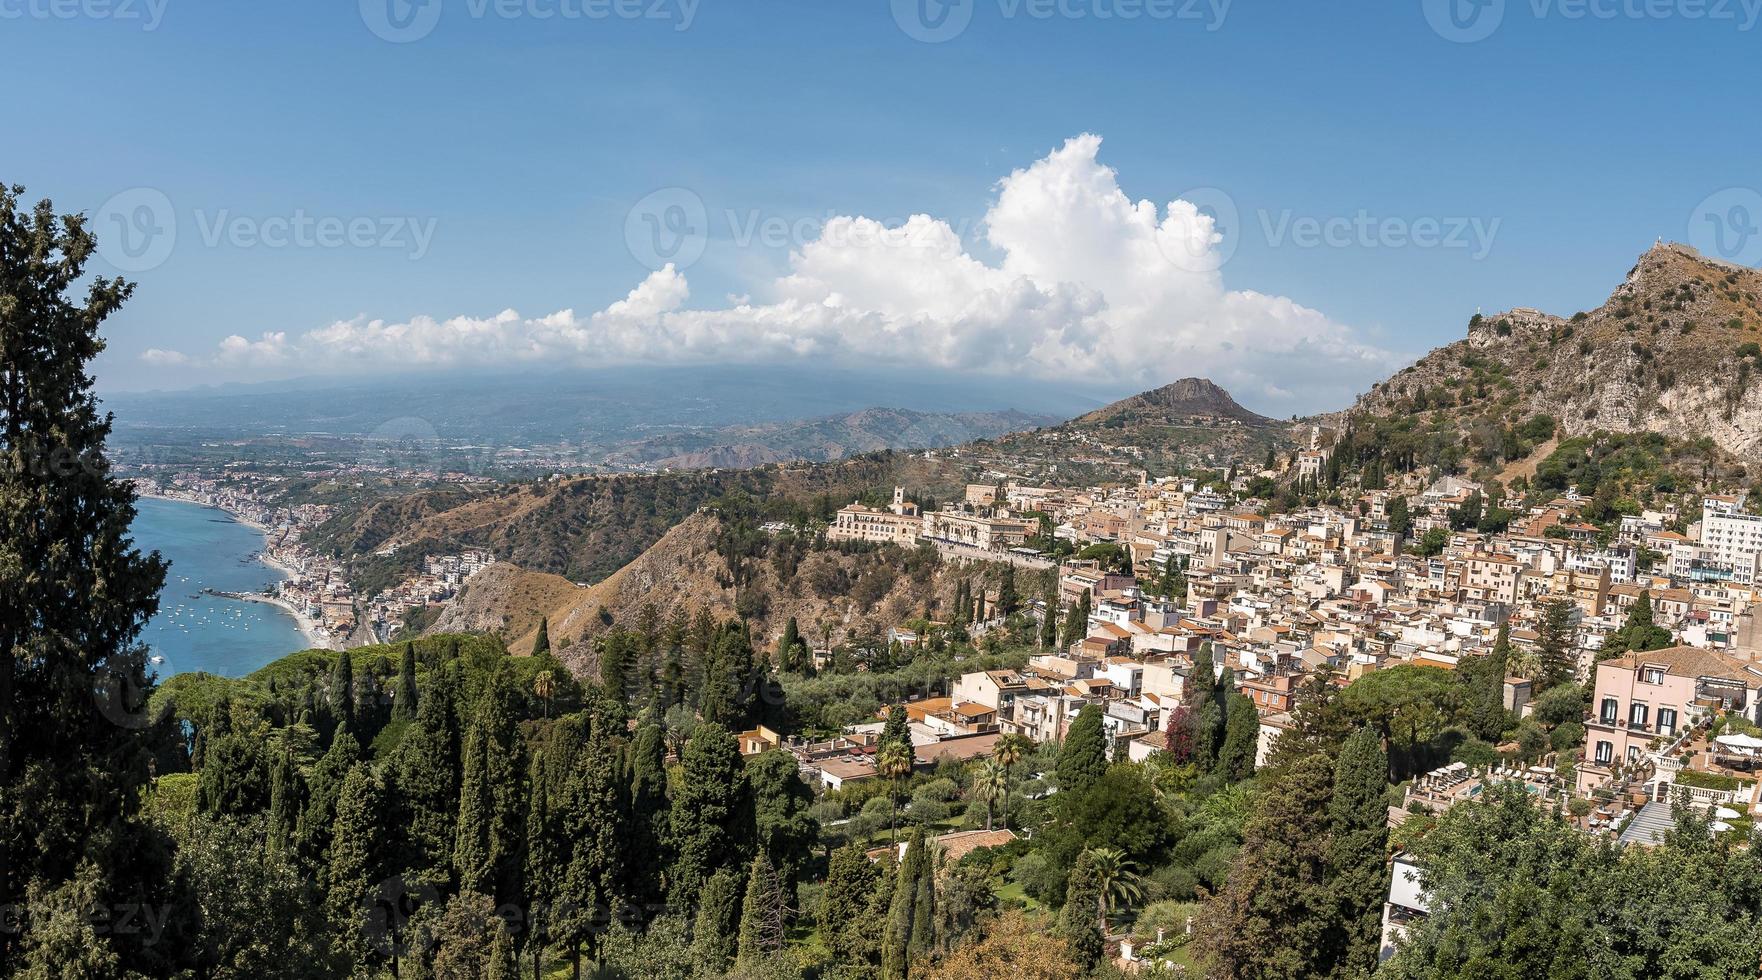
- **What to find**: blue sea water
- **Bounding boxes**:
[132,496,312,678]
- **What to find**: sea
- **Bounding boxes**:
[132,495,313,678]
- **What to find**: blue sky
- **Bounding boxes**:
[5,0,1760,414]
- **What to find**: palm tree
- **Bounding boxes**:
[877,740,913,843]
[1084,847,1145,935]
[533,668,554,718]
[971,758,1010,831]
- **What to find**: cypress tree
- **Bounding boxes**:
[626,722,670,906]
[669,722,746,907]
[882,832,925,980]
[0,186,177,971]
[392,664,460,883]
[822,842,881,964]
[690,866,742,977]
[531,617,550,657]
[559,706,625,968]
[1061,589,1091,648]
[1218,694,1260,783]
[1535,598,1577,690]
[998,565,1018,617]
[909,843,936,960]
[266,745,304,859]
[197,730,271,817]
[523,747,560,980]
[735,853,786,972]
[1195,753,1336,978]
[1326,727,1390,979]
[1057,851,1104,971]
[393,642,419,722]
[454,676,526,905]
[297,731,361,872]
[1471,622,1512,741]
[329,650,357,737]
[1058,703,1108,799]
[882,702,912,759]
[778,617,803,673]
[323,764,387,968]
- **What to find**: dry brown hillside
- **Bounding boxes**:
[1337,243,1762,464]
[426,512,1033,679]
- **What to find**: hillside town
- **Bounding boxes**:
[809,461,1762,835]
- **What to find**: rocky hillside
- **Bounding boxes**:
[1336,243,1762,468]
[426,512,1030,673]
[979,377,1292,481]
[1072,377,1274,427]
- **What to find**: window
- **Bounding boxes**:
[1629,703,1649,729]
[1594,740,1613,764]
[1658,708,1678,736]
[1600,697,1619,725]
[1642,667,1665,685]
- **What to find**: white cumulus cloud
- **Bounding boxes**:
[145,134,1402,412]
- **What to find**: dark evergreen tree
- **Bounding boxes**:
[821,842,881,965]
[454,676,527,906]
[323,764,386,968]
[746,750,817,899]
[1057,850,1104,971]
[531,617,551,657]
[1040,585,1059,649]
[690,866,742,977]
[997,565,1019,617]
[1325,727,1390,979]
[1057,703,1108,799]
[0,185,183,972]
[735,853,786,972]
[393,642,419,722]
[625,722,670,906]
[329,649,357,737]
[1218,694,1260,783]
[1535,599,1577,690]
[196,730,271,817]
[1196,753,1337,979]
[391,663,460,884]
[296,731,361,873]
[669,722,746,907]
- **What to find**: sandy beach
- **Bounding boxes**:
[221,590,337,652]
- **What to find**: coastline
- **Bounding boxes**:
[219,589,337,652]
[135,491,338,653]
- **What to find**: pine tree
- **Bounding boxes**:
[1471,622,1512,741]
[669,723,746,907]
[1058,703,1108,799]
[323,764,386,968]
[1325,727,1390,979]
[1535,599,1577,690]
[735,854,786,972]
[393,642,419,722]
[0,186,177,972]
[1057,851,1104,971]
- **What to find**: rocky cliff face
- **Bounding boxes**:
[1340,243,1762,465]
